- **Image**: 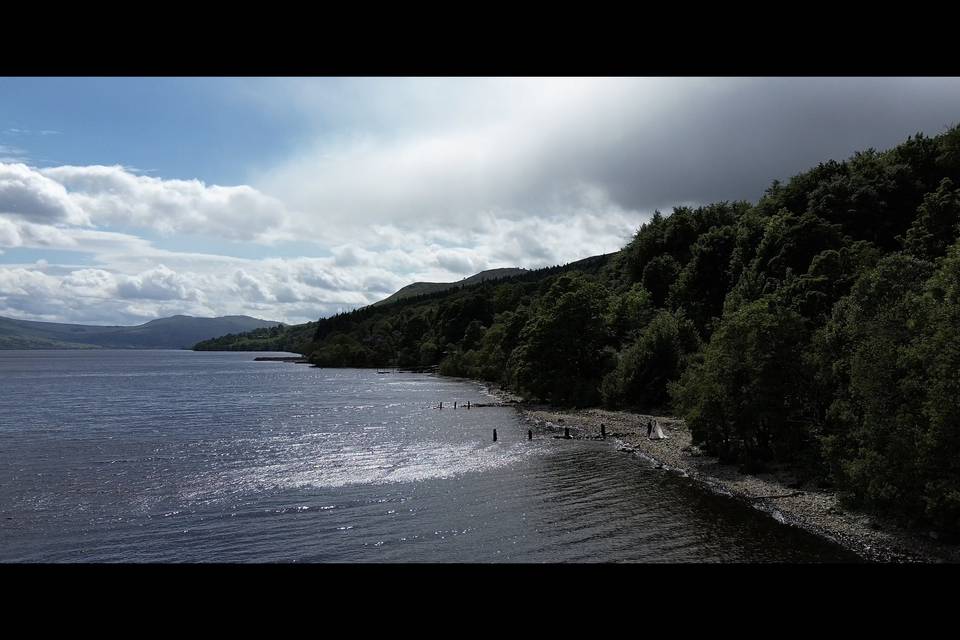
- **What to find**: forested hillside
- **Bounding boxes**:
[193,320,316,353]
[371,267,529,306]
[215,126,960,535]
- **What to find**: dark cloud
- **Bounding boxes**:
[6,78,960,325]
[535,78,960,213]
[262,78,960,239]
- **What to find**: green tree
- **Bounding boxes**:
[602,310,700,409]
[669,225,737,336]
[605,283,655,346]
[813,253,936,522]
[511,274,611,405]
[672,297,810,469]
[918,242,960,532]
[642,255,681,307]
[461,319,486,351]
[902,177,960,261]
[418,341,439,366]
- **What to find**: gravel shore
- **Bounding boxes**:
[480,383,959,563]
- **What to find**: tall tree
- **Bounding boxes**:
[511,274,611,406]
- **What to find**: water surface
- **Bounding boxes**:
[0,350,859,562]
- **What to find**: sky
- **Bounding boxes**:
[1,77,959,325]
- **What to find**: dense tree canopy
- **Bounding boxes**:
[198,125,960,536]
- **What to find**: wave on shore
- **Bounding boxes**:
[486,390,958,563]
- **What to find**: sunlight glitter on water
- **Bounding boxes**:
[181,439,550,499]
[0,352,862,563]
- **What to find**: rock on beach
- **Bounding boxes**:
[497,397,959,564]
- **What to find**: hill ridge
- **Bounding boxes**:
[372,267,529,307]
[0,314,282,350]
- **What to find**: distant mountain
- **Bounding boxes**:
[0,314,283,350]
[372,268,529,307]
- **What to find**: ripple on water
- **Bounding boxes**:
[0,355,861,563]
[179,439,551,501]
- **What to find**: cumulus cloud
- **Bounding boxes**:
[0,161,295,245]
[232,269,273,303]
[0,217,20,246]
[39,164,291,241]
[0,257,367,325]
[0,267,60,298]
[0,163,392,322]
[0,218,426,325]
[116,264,203,301]
[434,248,486,275]
[5,78,960,325]
[62,268,117,298]
[0,163,89,224]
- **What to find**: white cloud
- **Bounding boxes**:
[251,77,960,247]
[232,268,272,303]
[11,78,957,326]
[0,163,89,225]
[0,267,60,298]
[434,249,486,275]
[39,164,291,241]
[116,264,204,301]
[0,86,651,326]
[0,217,20,246]
[62,268,117,298]
[248,79,695,242]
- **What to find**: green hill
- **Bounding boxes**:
[193,257,615,355]
[372,268,529,306]
[0,314,282,350]
[299,125,960,537]
[193,320,317,353]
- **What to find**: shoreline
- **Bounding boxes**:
[481,384,958,563]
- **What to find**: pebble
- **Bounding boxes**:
[513,405,954,563]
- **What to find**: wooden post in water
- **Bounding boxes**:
[454,401,457,409]
[564,427,570,439]
[493,429,498,442]
[439,401,442,410]
[528,429,533,440]
[601,423,606,440]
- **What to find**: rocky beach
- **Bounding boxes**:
[482,384,959,563]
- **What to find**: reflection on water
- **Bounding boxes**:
[0,350,859,562]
